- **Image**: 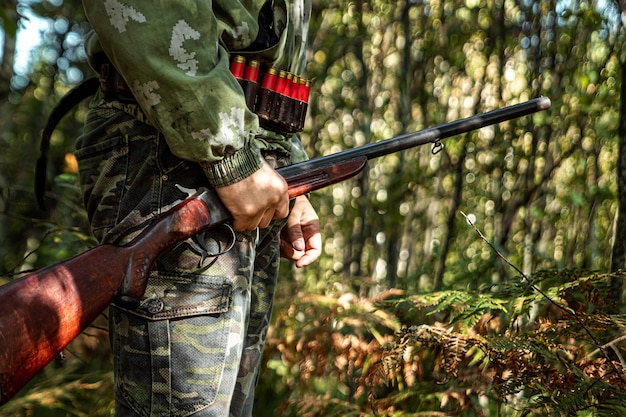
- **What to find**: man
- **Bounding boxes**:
[76,1,321,416]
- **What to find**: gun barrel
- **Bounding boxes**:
[279,97,551,180]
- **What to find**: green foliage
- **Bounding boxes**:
[258,269,626,416]
[0,8,17,37]
[301,0,625,296]
[1,0,91,277]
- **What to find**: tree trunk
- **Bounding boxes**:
[608,58,626,313]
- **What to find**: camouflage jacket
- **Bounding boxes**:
[82,0,311,187]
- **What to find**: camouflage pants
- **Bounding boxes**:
[75,95,287,417]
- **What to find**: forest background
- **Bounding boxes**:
[1,0,626,416]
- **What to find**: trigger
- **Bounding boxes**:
[189,231,211,267]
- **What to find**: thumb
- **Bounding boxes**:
[285,223,305,251]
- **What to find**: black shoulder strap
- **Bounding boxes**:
[35,77,99,210]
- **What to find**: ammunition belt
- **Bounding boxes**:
[229,55,311,133]
[98,58,311,133]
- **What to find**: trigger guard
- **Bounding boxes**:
[211,223,236,256]
[190,224,237,267]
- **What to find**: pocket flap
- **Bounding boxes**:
[123,272,232,320]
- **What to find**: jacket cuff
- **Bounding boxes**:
[201,144,265,188]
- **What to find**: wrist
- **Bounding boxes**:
[201,144,265,188]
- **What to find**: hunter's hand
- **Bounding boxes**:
[280,196,321,267]
[216,162,290,232]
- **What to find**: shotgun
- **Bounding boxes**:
[0,96,551,404]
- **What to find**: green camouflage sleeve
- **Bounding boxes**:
[82,1,265,187]
[288,135,309,163]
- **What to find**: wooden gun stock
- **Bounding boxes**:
[0,97,550,404]
[0,189,229,404]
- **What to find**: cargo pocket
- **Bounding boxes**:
[109,272,233,417]
[74,134,129,239]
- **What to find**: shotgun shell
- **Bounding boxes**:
[256,67,278,121]
[298,79,311,130]
[286,75,301,129]
[242,60,260,110]
[244,60,260,82]
[271,71,291,123]
[230,55,246,81]
[289,76,306,130]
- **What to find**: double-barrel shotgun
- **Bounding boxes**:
[0,96,551,404]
